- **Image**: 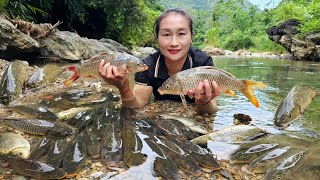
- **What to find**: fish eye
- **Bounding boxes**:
[165,84,170,89]
[275,175,282,179]
[241,156,246,160]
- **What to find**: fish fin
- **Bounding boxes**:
[202,66,236,78]
[180,94,188,110]
[225,89,236,97]
[64,66,80,86]
[244,80,268,89]
[240,80,268,108]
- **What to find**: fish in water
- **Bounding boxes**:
[0,60,27,105]
[0,132,30,159]
[157,66,267,109]
[63,51,148,86]
[190,125,268,146]
[153,136,202,176]
[144,138,179,180]
[265,151,304,180]
[229,143,279,164]
[1,155,66,179]
[158,114,209,134]
[63,133,87,176]
[26,64,64,88]
[122,121,145,167]
[274,84,320,128]
[170,138,221,170]
[9,104,58,121]
[247,146,293,174]
[1,117,74,138]
[28,137,53,160]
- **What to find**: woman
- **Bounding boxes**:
[99,8,220,114]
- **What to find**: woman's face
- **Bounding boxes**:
[158,13,192,63]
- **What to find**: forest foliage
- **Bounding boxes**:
[0,0,319,53]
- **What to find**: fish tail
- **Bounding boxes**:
[241,80,268,108]
[316,91,320,97]
[64,66,80,87]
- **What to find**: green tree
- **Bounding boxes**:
[61,0,161,47]
[0,0,53,21]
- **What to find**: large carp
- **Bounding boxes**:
[63,51,148,86]
[274,84,320,128]
[158,66,267,109]
[2,117,74,138]
[190,125,268,146]
[0,60,27,105]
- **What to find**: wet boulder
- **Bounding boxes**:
[39,31,118,61]
[0,16,39,58]
[266,19,320,61]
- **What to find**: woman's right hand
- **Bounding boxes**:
[99,60,128,89]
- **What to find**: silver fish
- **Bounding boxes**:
[0,60,27,105]
[159,114,209,134]
[190,125,268,146]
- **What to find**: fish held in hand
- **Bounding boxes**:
[274,83,320,128]
[157,66,267,109]
[63,51,148,86]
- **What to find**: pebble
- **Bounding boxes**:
[90,171,104,178]
[12,175,27,180]
[201,167,213,173]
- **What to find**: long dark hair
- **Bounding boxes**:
[154,8,194,38]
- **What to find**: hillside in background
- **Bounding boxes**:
[158,0,215,10]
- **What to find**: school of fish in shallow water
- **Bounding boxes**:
[0,54,320,179]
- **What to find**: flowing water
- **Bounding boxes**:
[213,57,320,135]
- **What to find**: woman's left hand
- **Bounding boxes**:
[187,79,220,105]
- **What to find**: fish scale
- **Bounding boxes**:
[190,125,267,145]
[274,83,320,128]
[63,51,148,86]
[3,118,55,135]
